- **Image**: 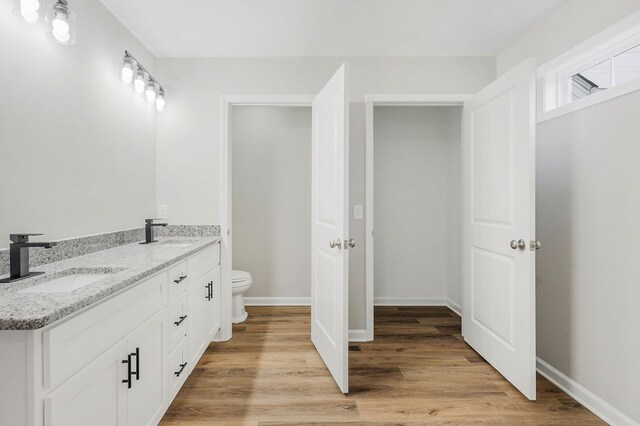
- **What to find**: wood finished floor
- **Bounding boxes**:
[161,306,603,425]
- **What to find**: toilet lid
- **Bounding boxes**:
[231,270,252,283]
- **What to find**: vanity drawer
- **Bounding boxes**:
[168,291,188,352]
[168,261,189,300]
[44,271,167,390]
[188,244,220,282]
[167,337,189,400]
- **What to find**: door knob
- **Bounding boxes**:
[344,239,356,248]
[510,239,526,251]
[530,240,542,251]
[329,239,342,249]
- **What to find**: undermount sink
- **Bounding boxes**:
[19,269,120,294]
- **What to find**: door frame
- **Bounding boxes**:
[364,94,471,342]
[219,95,315,341]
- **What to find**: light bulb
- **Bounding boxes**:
[52,29,69,42]
[121,58,134,83]
[134,71,145,93]
[18,0,39,22]
[145,82,157,103]
[52,28,70,42]
[21,0,39,10]
[50,1,72,44]
[20,8,38,22]
[156,91,165,111]
[121,67,133,83]
[52,16,69,33]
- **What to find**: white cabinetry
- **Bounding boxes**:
[187,274,206,365]
[0,241,221,426]
[204,266,221,341]
[188,266,220,364]
[45,340,127,426]
[124,311,165,426]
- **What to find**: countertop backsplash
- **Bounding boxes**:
[156,224,221,238]
[0,225,221,276]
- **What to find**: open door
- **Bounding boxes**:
[311,63,350,393]
[462,58,537,400]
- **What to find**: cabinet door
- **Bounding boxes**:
[204,265,221,340]
[125,310,165,426]
[45,341,127,426]
[188,275,206,364]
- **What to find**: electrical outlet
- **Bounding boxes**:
[353,205,363,220]
[158,204,168,219]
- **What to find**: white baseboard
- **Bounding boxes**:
[537,358,637,426]
[446,299,462,316]
[374,297,449,306]
[348,329,368,342]
[244,297,310,306]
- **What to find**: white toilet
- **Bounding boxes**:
[231,270,252,323]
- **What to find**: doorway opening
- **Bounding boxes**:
[219,95,314,342]
[364,95,468,340]
[231,105,312,311]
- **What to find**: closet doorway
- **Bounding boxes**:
[365,60,537,400]
[364,95,469,341]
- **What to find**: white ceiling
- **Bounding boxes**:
[98,0,566,58]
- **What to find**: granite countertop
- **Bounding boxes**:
[0,236,220,330]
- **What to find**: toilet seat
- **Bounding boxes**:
[232,270,252,287]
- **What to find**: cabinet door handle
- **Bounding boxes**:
[174,275,187,284]
[131,347,140,381]
[174,315,187,326]
[122,354,132,389]
[174,362,188,377]
[205,282,213,301]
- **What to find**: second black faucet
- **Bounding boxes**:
[141,219,168,244]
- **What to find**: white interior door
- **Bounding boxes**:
[311,63,350,393]
[462,58,537,400]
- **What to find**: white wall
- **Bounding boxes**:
[497,0,640,74]
[537,91,640,424]
[231,106,312,299]
[0,0,157,249]
[499,5,640,423]
[373,106,461,306]
[155,57,495,329]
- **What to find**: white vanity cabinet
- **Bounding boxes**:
[187,267,220,365]
[46,310,165,426]
[0,241,221,426]
[45,338,127,426]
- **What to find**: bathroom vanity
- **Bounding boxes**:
[0,237,221,426]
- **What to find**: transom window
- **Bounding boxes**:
[571,44,640,101]
[537,13,640,122]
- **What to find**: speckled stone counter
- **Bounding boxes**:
[0,236,220,330]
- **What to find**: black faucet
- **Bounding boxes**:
[0,234,58,283]
[141,219,168,244]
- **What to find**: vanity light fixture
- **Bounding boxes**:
[145,81,157,103]
[156,89,166,111]
[14,0,41,23]
[47,0,75,45]
[134,69,146,93]
[121,56,135,83]
[121,51,166,112]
